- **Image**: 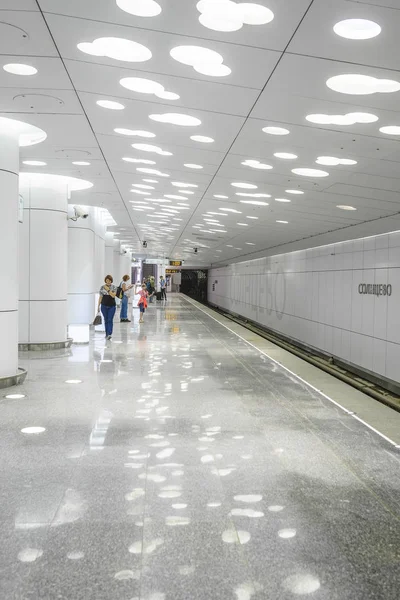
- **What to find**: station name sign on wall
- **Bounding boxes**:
[358,283,392,297]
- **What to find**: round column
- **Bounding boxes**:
[104,232,114,276]
[0,118,46,387]
[68,206,106,343]
[18,174,92,349]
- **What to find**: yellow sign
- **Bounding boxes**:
[169,260,182,266]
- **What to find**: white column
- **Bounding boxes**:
[120,251,132,280]
[67,206,106,342]
[105,232,114,276]
[0,118,46,382]
[19,177,68,345]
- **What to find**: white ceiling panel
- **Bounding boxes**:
[0,1,39,10]
[0,56,73,90]
[288,0,400,71]
[64,59,258,116]
[44,13,281,90]
[39,0,311,51]
[0,11,57,56]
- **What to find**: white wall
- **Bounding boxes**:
[208,231,400,385]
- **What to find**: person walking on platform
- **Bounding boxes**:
[136,283,149,323]
[98,275,117,340]
[160,275,167,301]
[120,274,134,322]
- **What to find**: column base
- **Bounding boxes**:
[18,339,73,351]
[0,367,27,390]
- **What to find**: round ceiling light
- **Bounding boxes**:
[276,220,288,224]
[65,379,83,384]
[214,194,228,198]
[191,135,214,143]
[316,156,357,166]
[116,0,162,17]
[97,100,125,110]
[242,159,272,170]
[197,1,274,32]
[77,37,152,62]
[262,126,290,135]
[337,205,357,210]
[149,113,201,126]
[170,46,231,77]
[72,161,91,166]
[114,128,156,137]
[231,182,258,189]
[275,198,291,203]
[379,125,400,135]
[123,157,156,164]
[236,193,270,198]
[326,74,400,95]
[274,152,297,159]
[3,63,37,75]
[21,426,46,434]
[184,163,203,169]
[292,168,329,177]
[333,19,381,40]
[5,393,26,399]
[240,200,268,206]
[286,189,304,195]
[132,143,172,156]
[120,76,179,100]
[22,160,46,166]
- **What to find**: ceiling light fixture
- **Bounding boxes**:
[275,198,291,203]
[326,74,400,95]
[292,168,329,177]
[132,143,172,156]
[116,0,162,17]
[276,220,288,224]
[262,126,290,135]
[191,135,214,143]
[120,76,179,100]
[137,168,170,176]
[3,63,37,75]
[123,157,156,164]
[197,0,274,32]
[149,113,201,126]
[97,100,125,110]
[379,125,400,135]
[286,189,304,195]
[337,205,357,210]
[316,156,357,166]
[72,161,91,166]
[236,192,270,198]
[306,112,378,125]
[184,163,203,169]
[214,194,228,198]
[231,182,257,189]
[78,37,152,62]
[333,19,381,40]
[114,128,155,137]
[22,160,46,166]
[242,159,273,170]
[240,200,268,206]
[172,182,198,188]
[274,152,297,160]
[170,46,231,77]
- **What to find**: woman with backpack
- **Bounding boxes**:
[120,274,134,322]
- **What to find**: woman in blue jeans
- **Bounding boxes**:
[98,275,117,340]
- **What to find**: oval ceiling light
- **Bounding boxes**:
[197,0,274,32]
[231,182,258,189]
[326,74,400,95]
[337,205,357,210]
[149,113,201,126]
[72,161,91,166]
[184,163,203,169]
[242,159,273,170]
[77,37,152,62]
[276,220,288,224]
[191,135,214,143]
[5,393,26,399]
[333,19,381,40]
[137,168,170,177]
[262,126,290,135]
[316,156,357,166]
[379,125,400,135]
[214,194,228,198]
[21,426,46,434]
[123,157,156,164]
[132,142,172,156]
[240,200,269,206]
[22,160,46,166]
[172,181,198,187]
[132,183,154,189]
[97,99,125,110]
[114,128,156,137]
[275,198,291,203]
[292,168,329,177]
[116,0,162,18]
[3,63,37,75]
[170,45,231,77]
[120,76,179,100]
[165,195,187,200]
[306,112,378,125]
[236,192,271,198]
[286,189,304,194]
[274,152,297,159]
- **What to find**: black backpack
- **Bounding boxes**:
[116,284,124,300]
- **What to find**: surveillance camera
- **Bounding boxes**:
[73,205,89,220]
[194,248,198,253]
[143,241,148,248]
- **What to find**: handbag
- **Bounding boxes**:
[93,313,102,326]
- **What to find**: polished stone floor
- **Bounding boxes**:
[1,294,400,599]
